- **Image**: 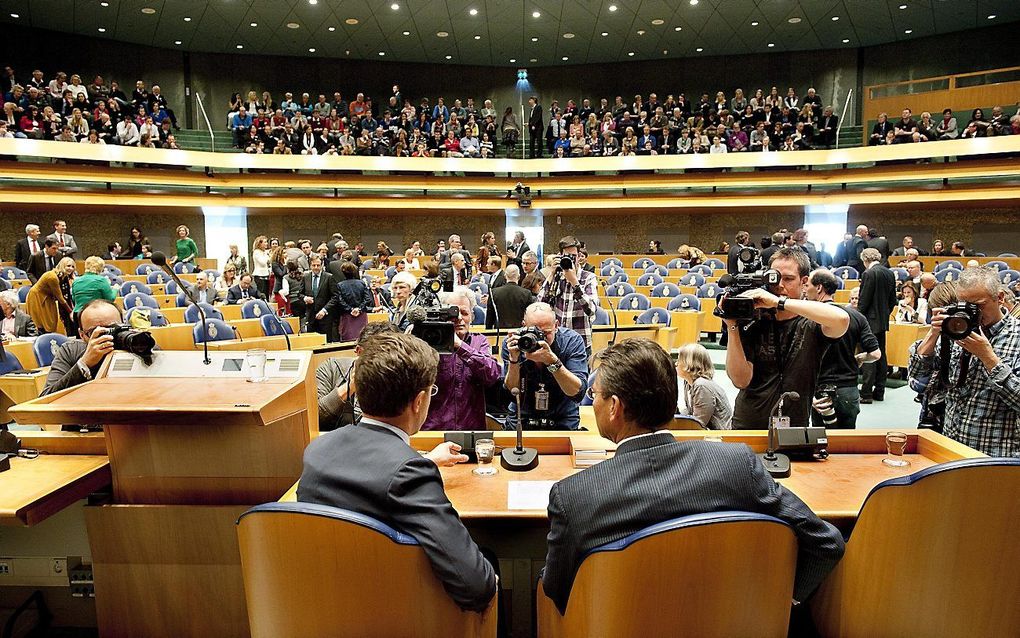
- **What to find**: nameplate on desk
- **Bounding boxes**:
[572,448,608,468]
[507,481,556,510]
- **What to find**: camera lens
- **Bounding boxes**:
[559,256,573,270]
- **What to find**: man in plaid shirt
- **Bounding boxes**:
[909,267,1020,457]
[538,236,599,357]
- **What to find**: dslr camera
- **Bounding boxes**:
[713,246,781,322]
[515,326,547,354]
[940,302,980,340]
[409,277,460,353]
[557,254,575,271]
[814,384,839,427]
[103,324,156,365]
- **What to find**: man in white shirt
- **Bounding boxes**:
[14,224,42,272]
[116,116,140,146]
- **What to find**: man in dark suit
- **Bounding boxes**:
[440,252,470,288]
[226,274,266,305]
[298,331,497,613]
[27,240,61,284]
[867,228,891,267]
[183,271,220,305]
[506,231,530,270]
[527,96,544,158]
[891,235,926,257]
[541,338,845,614]
[437,235,473,279]
[846,225,869,272]
[14,223,42,272]
[486,265,533,329]
[857,248,898,403]
[367,276,392,312]
[726,231,751,275]
[302,256,337,339]
[485,256,506,291]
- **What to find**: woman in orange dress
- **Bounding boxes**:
[26,257,76,335]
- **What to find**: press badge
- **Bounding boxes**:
[535,384,550,411]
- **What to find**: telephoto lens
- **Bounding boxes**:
[515,326,546,353]
[814,384,839,427]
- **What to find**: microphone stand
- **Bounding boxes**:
[501,384,539,471]
[758,393,794,478]
[597,278,619,347]
[152,252,210,365]
[272,314,292,350]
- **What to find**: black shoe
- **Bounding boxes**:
[873,396,885,402]
[860,398,873,404]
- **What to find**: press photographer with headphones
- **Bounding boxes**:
[909,267,1020,457]
[502,302,589,430]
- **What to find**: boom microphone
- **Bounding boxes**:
[406,305,428,323]
[152,251,211,365]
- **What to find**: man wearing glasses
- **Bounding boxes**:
[502,302,589,430]
[42,299,124,396]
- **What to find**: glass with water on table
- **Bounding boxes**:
[882,431,911,467]
[472,438,497,476]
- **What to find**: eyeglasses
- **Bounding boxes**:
[584,386,604,402]
[429,384,439,397]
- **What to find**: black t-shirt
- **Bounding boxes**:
[733,316,835,428]
[818,302,880,388]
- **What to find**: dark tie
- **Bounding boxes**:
[312,275,319,295]
[243,289,249,299]
[47,256,54,270]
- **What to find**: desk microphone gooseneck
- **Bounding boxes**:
[501,387,539,471]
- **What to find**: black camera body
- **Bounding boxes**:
[104,323,156,364]
[941,302,981,340]
[516,326,546,353]
[411,305,459,353]
[814,383,839,427]
[558,255,574,271]
[714,270,782,321]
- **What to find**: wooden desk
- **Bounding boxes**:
[0,455,110,527]
[887,322,931,368]
[0,368,48,424]
[203,333,326,352]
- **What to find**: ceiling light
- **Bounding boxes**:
[344,18,357,25]
[751,21,759,26]
[767,42,775,47]
[141,7,156,15]
[788,17,801,24]
[531,36,538,41]
[601,31,609,36]
[328,26,335,31]
[236,44,243,49]
[628,51,635,56]
[842,38,850,43]
[379,51,386,56]
[562,56,568,61]
[8,12,16,18]
[904,29,912,34]
[651,19,664,25]
[250,22,258,27]
[390,3,399,10]
[689,0,698,5]
[309,0,318,5]
[402,30,410,35]
[563,32,575,38]
[308,48,316,52]
[174,40,182,45]
[437,31,449,37]
[988,14,996,19]
[183,16,192,22]
[469,8,478,15]
[637,30,646,35]
[474,34,481,39]
[899,4,907,9]
[530,58,537,62]
[696,47,703,52]
[662,49,668,54]
[288,22,302,28]
[674,26,682,31]
[100,1,108,6]
[532,11,541,18]
[445,55,452,60]
[609,5,618,11]
[510,58,516,62]
[98,27,106,32]
[831,16,839,21]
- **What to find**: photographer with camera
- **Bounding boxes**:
[909,267,1020,457]
[537,236,599,357]
[42,300,126,396]
[724,248,850,428]
[805,269,881,429]
[502,302,589,430]
[421,289,502,431]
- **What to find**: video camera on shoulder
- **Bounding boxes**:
[713,246,781,322]
[940,302,980,341]
[409,277,459,353]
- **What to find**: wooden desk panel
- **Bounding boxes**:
[203,333,326,352]
[4,339,39,369]
[887,322,930,368]
[0,368,48,423]
[0,455,110,526]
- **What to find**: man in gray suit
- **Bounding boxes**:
[541,338,845,614]
[46,219,78,259]
[437,234,473,279]
[184,271,220,305]
[298,331,497,612]
[0,289,36,338]
[42,300,122,396]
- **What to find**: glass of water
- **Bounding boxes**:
[882,431,911,467]
[246,348,268,383]
[472,438,497,476]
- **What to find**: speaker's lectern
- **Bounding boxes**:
[11,350,316,637]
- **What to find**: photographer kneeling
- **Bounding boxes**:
[724,248,850,428]
[42,299,127,396]
[909,267,1020,457]
[502,302,589,430]
[420,288,502,431]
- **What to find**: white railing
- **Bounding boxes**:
[836,88,854,149]
[194,92,216,152]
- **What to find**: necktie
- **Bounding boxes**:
[243,289,249,299]
[30,240,38,253]
[47,256,54,270]
[312,275,319,295]
[59,234,65,247]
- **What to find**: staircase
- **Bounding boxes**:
[836,124,864,149]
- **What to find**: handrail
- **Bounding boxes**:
[865,65,1020,93]
[836,88,853,149]
[2,136,1019,175]
[194,92,215,152]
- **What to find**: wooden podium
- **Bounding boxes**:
[11,349,316,638]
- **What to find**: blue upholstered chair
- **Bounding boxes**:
[33,333,68,367]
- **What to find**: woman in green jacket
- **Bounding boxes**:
[171,224,199,267]
[72,256,117,314]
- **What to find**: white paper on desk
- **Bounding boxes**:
[507,481,556,510]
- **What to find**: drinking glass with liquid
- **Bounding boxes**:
[882,431,911,467]
[472,438,497,476]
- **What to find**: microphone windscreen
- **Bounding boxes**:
[510,387,520,397]
[150,252,167,267]
[407,305,427,323]
[786,392,801,401]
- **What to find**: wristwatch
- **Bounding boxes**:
[777,295,789,312]
[547,360,563,374]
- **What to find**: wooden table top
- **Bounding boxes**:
[0,454,110,526]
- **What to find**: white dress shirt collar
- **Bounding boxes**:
[617,429,671,447]
[359,416,411,446]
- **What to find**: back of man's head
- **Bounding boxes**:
[355,332,438,419]
[810,269,839,296]
[505,264,521,283]
[861,248,882,265]
[594,338,677,431]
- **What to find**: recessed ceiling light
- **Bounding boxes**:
[674,26,682,31]
[842,38,850,43]
[662,49,668,54]
[9,13,18,18]
[250,22,258,27]
[236,44,243,49]
[532,11,541,18]
[289,22,302,28]
[344,18,357,25]
[563,32,575,38]
[437,31,449,37]
[510,58,516,62]
[751,21,759,26]
[390,3,399,10]
[651,19,664,25]
[379,51,385,56]
[529,58,537,62]
[308,48,316,52]
[696,47,703,52]
[445,55,452,60]
[988,14,996,19]
[98,27,106,32]
[767,42,775,47]
[788,17,801,24]
[628,51,635,56]
[183,16,192,22]
[562,56,568,60]
[831,16,839,21]
[637,30,646,35]
[474,34,481,39]
[174,40,182,45]
[309,0,318,4]
[689,0,698,5]
[141,7,156,15]
[469,8,478,15]
[100,1,108,6]
[899,4,907,9]
[531,36,538,41]
[609,5,618,11]
[328,26,335,31]
[402,30,410,35]
[904,29,912,34]
[601,31,609,36]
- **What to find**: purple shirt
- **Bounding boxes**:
[421,332,502,431]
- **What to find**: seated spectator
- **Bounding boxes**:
[675,343,732,429]
[226,273,265,304]
[709,135,728,154]
[936,108,958,140]
[647,240,664,255]
[0,289,37,339]
[895,281,928,324]
[894,108,918,143]
[869,112,893,145]
[116,114,140,146]
[459,131,480,158]
[231,107,253,148]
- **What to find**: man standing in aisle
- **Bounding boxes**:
[14,224,42,272]
[303,256,337,341]
[528,96,544,159]
[858,248,898,403]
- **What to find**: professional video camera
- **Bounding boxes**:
[408,277,459,353]
[515,326,546,354]
[940,302,980,340]
[103,323,156,365]
[713,246,781,322]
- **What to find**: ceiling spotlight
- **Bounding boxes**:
[628,51,635,56]
[563,32,575,38]
[289,22,302,28]
[344,18,358,25]
[529,58,537,62]
[510,58,516,62]
[402,30,410,35]
[674,26,682,31]
[309,0,318,4]
[751,21,759,26]
[662,49,668,54]
[437,31,449,37]
[379,51,386,56]
[474,34,481,39]
[183,16,192,21]
[174,40,182,45]
[445,55,452,59]
[308,47,316,52]
[904,29,912,33]
[532,11,541,18]
[601,31,609,36]
[531,36,538,41]
[562,56,568,60]
[390,3,399,10]
[609,5,618,11]
[988,14,996,19]
[141,7,156,14]
[831,16,839,21]
[469,8,478,15]
[236,44,243,49]
[689,0,698,5]
[899,4,907,9]
[328,26,335,31]
[696,47,703,52]
[767,42,775,47]
[100,1,108,6]
[842,38,850,43]
[250,22,258,27]
[98,27,106,32]
[637,29,646,35]
[788,17,801,24]
[651,19,664,25]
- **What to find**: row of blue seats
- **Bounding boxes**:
[600,255,1020,271]
[0,263,212,282]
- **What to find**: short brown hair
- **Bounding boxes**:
[769,246,810,276]
[355,333,439,418]
[340,261,358,279]
[558,235,581,250]
[594,338,677,430]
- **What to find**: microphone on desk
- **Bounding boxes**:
[271,314,292,350]
[501,387,539,471]
[759,391,798,478]
[151,251,211,365]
